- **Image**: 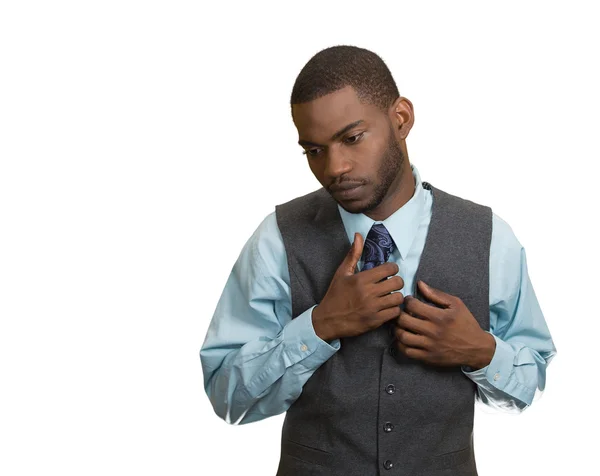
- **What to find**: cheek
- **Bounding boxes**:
[307,161,326,183]
[364,150,388,178]
[360,136,387,162]
[344,141,378,168]
[307,160,320,173]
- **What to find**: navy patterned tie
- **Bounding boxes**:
[360,223,396,272]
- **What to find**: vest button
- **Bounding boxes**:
[383,422,394,432]
[385,384,395,394]
[383,459,394,470]
[389,345,397,357]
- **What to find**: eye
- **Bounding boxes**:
[302,148,321,157]
[301,132,364,157]
[345,132,364,144]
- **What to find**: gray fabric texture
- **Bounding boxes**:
[274,181,492,475]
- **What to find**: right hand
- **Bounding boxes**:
[312,232,405,342]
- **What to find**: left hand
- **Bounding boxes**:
[393,280,495,368]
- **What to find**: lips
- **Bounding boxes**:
[330,182,363,192]
[332,184,364,199]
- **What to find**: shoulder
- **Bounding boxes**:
[242,211,284,264]
[430,182,519,249]
[425,182,520,252]
[489,212,526,302]
[427,182,492,218]
[275,187,329,218]
[241,211,289,285]
[491,212,523,255]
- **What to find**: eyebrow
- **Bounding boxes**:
[298,119,365,147]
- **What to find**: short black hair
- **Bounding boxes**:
[290,45,400,117]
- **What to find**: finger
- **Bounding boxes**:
[417,280,453,308]
[396,310,436,337]
[362,261,400,283]
[396,340,428,360]
[395,327,430,349]
[405,295,445,321]
[375,305,402,323]
[373,276,405,297]
[376,291,404,311]
[343,232,364,276]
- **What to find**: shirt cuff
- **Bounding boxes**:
[461,332,514,388]
[283,304,341,368]
[461,332,536,405]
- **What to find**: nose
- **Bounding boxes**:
[324,147,353,181]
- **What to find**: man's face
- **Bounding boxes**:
[292,85,405,215]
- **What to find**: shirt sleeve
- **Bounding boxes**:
[199,212,341,425]
[460,213,558,413]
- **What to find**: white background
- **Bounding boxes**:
[1,1,597,474]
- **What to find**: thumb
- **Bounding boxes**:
[342,232,364,275]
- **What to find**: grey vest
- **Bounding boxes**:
[274,181,492,476]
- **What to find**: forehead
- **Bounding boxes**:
[292,85,382,141]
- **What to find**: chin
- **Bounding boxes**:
[336,196,370,214]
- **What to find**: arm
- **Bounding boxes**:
[199,212,341,425]
[461,213,557,413]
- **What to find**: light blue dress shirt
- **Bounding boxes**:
[200,163,557,425]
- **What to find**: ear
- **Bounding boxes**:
[389,96,414,140]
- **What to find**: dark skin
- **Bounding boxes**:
[292,86,496,370]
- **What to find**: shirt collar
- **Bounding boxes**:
[337,163,427,261]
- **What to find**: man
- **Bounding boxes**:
[200,45,557,475]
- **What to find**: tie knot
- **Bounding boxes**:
[361,223,396,271]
